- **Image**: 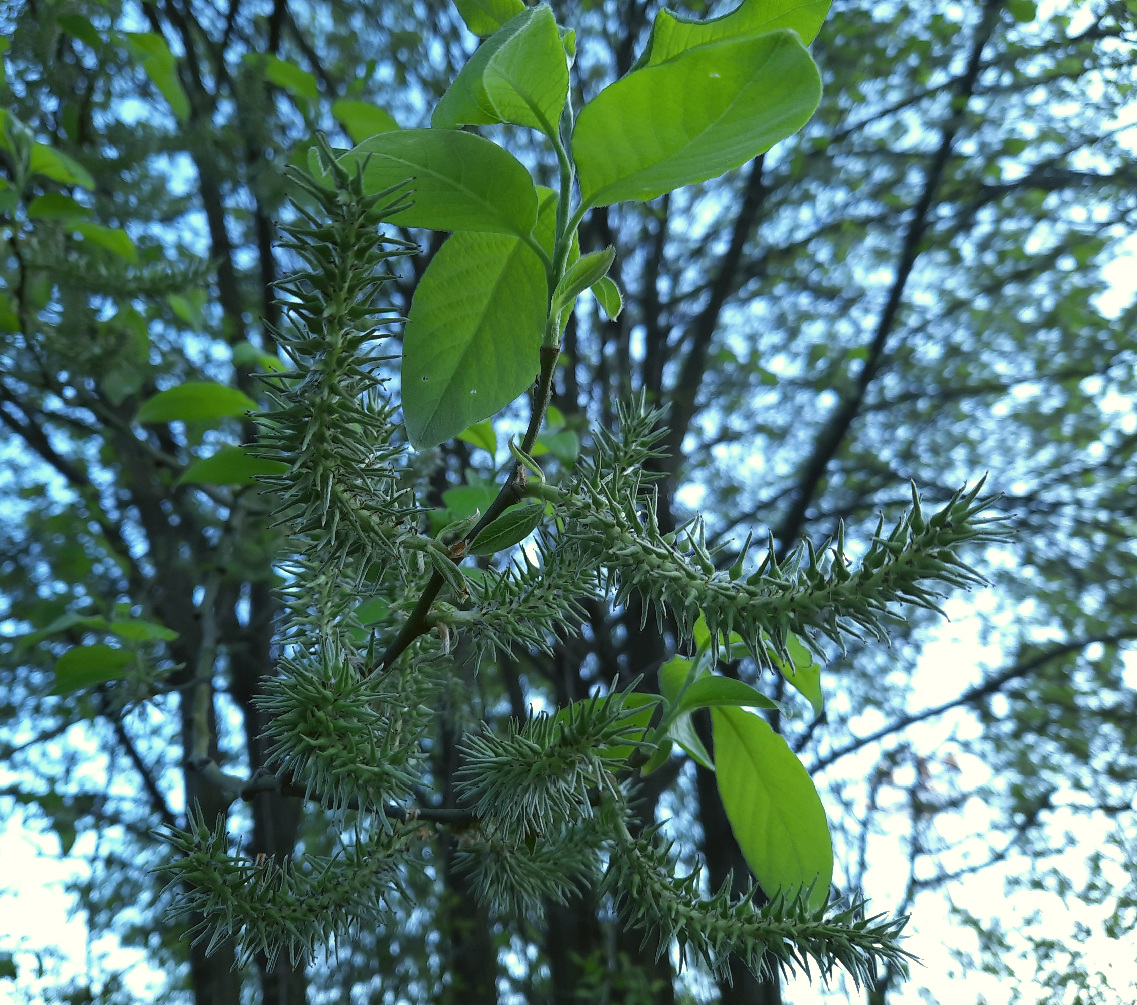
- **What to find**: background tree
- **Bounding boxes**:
[1,0,1134,1004]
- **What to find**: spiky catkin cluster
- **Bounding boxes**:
[603,830,914,986]
[454,816,608,918]
[455,689,642,840]
[447,531,599,660]
[254,140,420,600]
[255,640,430,820]
[552,399,1003,669]
[158,810,410,969]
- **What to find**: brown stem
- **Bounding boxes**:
[367,342,562,675]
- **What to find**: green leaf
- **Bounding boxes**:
[634,0,830,70]
[452,0,526,37]
[28,143,94,189]
[433,4,569,138]
[177,446,289,486]
[401,231,546,448]
[573,30,821,207]
[345,129,539,237]
[458,419,498,457]
[27,192,91,220]
[470,499,546,556]
[331,99,399,143]
[553,246,615,310]
[136,382,258,424]
[0,951,17,981]
[56,14,102,49]
[231,340,285,372]
[712,706,832,909]
[531,429,578,465]
[669,712,715,769]
[775,634,824,716]
[677,675,779,714]
[442,484,498,521]
[254,54,320,102]
[52,644,133,694]
[124,33,190,122]
[105,619,178,643]
[1007,0,1036,22]
[354,596,390,625]
[591,276,622,319]
[73,221,137,262]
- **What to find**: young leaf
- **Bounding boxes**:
[633,0,831,70]
[531,429,578,465]
[28,143,94,189]
[573,30,821,207]
[443,484,499,522]
[123,33,190,122]
[433,4,568,139]
[345,129,538,237]
[712,706,832,910]
[676,675,779,715]
[74,222,137,263]
[775,634,824,717]
[136,382,258,424]
[453,0,526,37]
[56,13,102,49]
[331,100,399,143]
[401,232,546,448]
[552,247,615,311]
[177,446,289,486]
[253,54,320,102]
[27,193,91,220]
[470,499,545,556]
[52,644,133,695]
[458,419,497,457]
[591,276,622,319]
[668,712,715,770]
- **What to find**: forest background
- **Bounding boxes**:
[0,0,1135,1003]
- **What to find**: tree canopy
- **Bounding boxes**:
[1,0,1134,1003]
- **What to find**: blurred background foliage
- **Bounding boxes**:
[0,0,1134,1002]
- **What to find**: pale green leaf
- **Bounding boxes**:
[635,0,831,69]
[345,129,538,237]
[136,382,258,424]
[591,276,622,319]
[27,193,91,220]
[532,429,578,465]
[105,619,178,642]
[124,33,190,121]
[56,14,102,49]
[177,446,289,486]
[712,706,832,909]
[452,0,525,37]
[401,231,546,448]
[775,634,824,716]
[28,143,94,189]
[574,30,821,207]
[677,675,780,714]
[479,5,568,137]
[74,221,137,262]
[553,247,615,310]
[331,100,399,143]
[52,644,133,694]
[458,419,497,456]
[255,54,320,102]
[442,484,498,521]
[433,4,568,138]
[669,712,715,769]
